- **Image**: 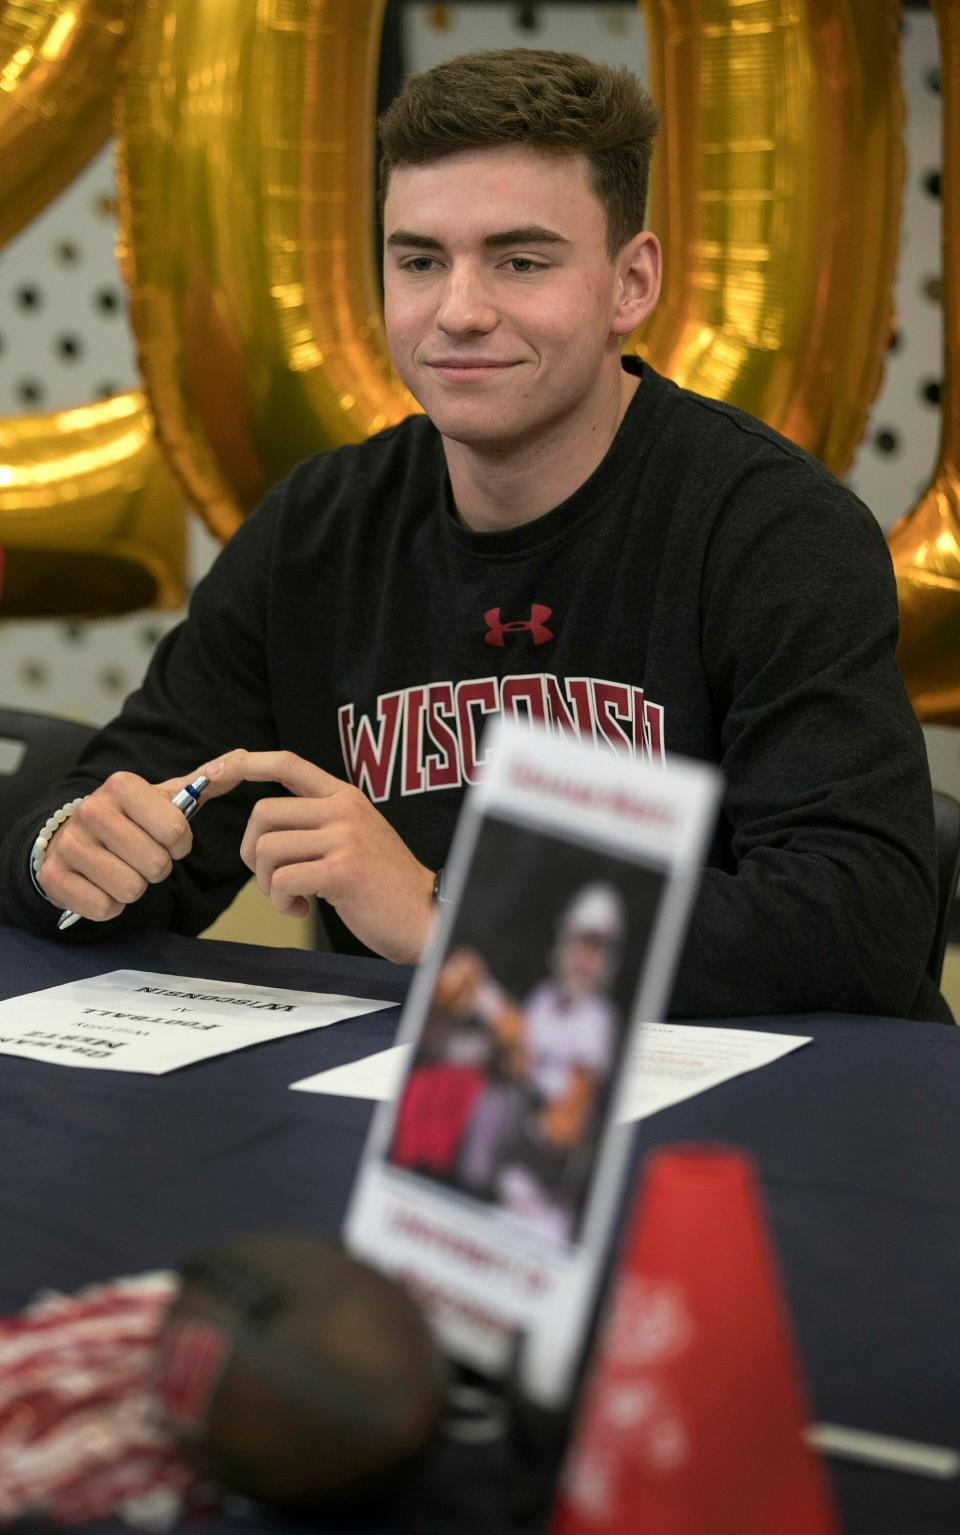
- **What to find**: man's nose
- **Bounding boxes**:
[436,266,498,335]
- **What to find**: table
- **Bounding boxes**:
[1,921,958,1534]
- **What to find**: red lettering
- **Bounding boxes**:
[644,700,665,762]
[501,674,547,724]
[455,677,498,784]
[425,683,461,791]
[337,693,403,802]
[402,686,427,796]
[339,678,666,795]
[632,687,647,758]
[592,680,633,754]
[544,675,594,742]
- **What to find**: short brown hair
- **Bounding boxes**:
[378,49,659,256]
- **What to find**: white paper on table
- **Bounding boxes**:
[614,1021,810,1121]
[0,970,394,1074]
[288,1043,408,1105]
[290,1043,410,1099]
[289,1023,809,1119]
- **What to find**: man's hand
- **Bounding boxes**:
[205,749,436,964]
[37,769,216,922]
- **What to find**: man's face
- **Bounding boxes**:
[382,145,651,452]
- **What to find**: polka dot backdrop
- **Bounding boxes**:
[0,2,954,794]
[0,180,133,415]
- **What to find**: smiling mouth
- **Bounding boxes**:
[428,360,519,378]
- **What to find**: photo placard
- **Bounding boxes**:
[345,719,720,1409]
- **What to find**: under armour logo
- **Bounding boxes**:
[483,604,554,647]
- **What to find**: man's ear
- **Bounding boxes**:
[612,231,662,337]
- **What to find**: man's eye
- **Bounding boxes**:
[506,258,544,274]
[402,257,439,273]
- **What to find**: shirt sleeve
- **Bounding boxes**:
[668,456,943,1022]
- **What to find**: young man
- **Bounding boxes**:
[0,50,947,1022]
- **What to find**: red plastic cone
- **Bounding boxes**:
[552,1144,841,1535]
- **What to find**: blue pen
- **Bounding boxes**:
[57,773,210,932]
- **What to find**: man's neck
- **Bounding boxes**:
[442,366,640,534]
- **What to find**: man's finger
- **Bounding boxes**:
[79,785,191,862]
[243,824,334,883]
[56,806,179,885]
[202,748,346,800]
[39,864,125,924]
[153,767,227,807]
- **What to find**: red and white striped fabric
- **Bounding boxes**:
[0,1272,217,1528]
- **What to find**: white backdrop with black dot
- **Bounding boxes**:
[0,2,954,798]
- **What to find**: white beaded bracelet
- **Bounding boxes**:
[29,798,86,901]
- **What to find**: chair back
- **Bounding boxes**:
[0,707,96,841]
[930,789,960,986]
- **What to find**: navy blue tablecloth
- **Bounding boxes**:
[1,923,958,1534]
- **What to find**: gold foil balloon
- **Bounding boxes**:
[0,393,185,617]
[887,0,960,724]
[636,0,904,477]
[116,0,415,542]
[0,1,187,618]
[0,0,125,248]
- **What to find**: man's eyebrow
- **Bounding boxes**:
[385,226,572,251]
[386,231,444,251]
[483,226,571,248]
